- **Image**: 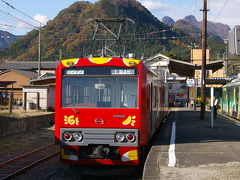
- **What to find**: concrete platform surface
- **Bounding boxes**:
[143,108,240,180]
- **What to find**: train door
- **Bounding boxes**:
[148,84,152,136]
[158,85,161,124]
[151,83,155,134]
[222,88,228,114]
[228,87,234,117]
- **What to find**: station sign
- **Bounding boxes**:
[195,70,201,80]
[186,79,195,87]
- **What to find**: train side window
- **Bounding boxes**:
[152,86,156,108]
[155,87,158,108]
[152,86,155,108]
[121,82,137,108]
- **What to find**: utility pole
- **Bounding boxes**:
[38,23,42,77]
[200,0,208,120]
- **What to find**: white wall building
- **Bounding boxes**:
[23,85,55,110]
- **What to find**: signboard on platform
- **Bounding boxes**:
[175,93,187,101]
[186,79,195,87]
[195,70,201,80]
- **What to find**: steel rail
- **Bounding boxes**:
[1,151,60,180]
[0,143,55,168]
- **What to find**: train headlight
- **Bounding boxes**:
[63,132,72,141]
[115,133,125,142]
[73,132,83,141]
[126,133,135,142]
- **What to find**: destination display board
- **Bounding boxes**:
[63,67,138,76]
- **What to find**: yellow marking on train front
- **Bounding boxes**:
[123,58,141,66]
[89,57,112,64]
[61,59,79,67]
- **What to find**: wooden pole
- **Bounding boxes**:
[8,93,13,114]
[200,0,208,120]
[36,92,40,110]
[23,92,27,110]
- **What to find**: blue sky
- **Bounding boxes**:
[0,0,237,35]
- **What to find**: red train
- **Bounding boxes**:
[55,57,169,166]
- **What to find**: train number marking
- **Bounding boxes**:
[122,116,136,126]
[64,115,79,125]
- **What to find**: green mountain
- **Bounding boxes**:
[0,0,224,61]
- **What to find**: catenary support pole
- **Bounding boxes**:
[211,86,214,128]
[38,23,42,77]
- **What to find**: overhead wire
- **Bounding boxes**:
[0,9,38,29]
[0,0,41,35]
[213,0,229,23]
[0,24,26,35]
[0,21,33,29]
[1,0,43,26]
[193,0,197,17]
[0,12,21,25]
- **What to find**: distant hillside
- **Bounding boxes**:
[0,1,225,62]
[0,30,20,50]
[162,15,230,39]
[162,15,227,59]
[0,0,193,61]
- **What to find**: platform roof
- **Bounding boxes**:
[168,59,224,77]
[205,78,229,85]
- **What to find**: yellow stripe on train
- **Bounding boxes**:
[89,57,112,64]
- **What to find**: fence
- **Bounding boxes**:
[0,92,41,113]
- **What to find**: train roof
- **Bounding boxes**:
[222,78,240,88]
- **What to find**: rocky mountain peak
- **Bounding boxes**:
[183,15,199,26]
[162,16,175,26]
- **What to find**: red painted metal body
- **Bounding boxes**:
[55,57,168,165]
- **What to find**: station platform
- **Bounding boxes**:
[143,108,240,180]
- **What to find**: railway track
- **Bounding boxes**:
[0,144,59,180]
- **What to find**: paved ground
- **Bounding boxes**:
[143,108,240,180]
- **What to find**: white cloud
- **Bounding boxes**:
[33,14,48,25]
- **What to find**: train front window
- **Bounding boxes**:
[62,77,138,108]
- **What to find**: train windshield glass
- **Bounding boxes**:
[62,77,138,108]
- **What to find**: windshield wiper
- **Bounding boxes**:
[72,108,79,114]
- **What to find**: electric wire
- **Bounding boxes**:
[0,13,21,25]
[0,0,41,35]
[0,10,34,27]
[1,0,43,25]
[213,0,229,23]
[0,9,38,29]
[193,0,197,17]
